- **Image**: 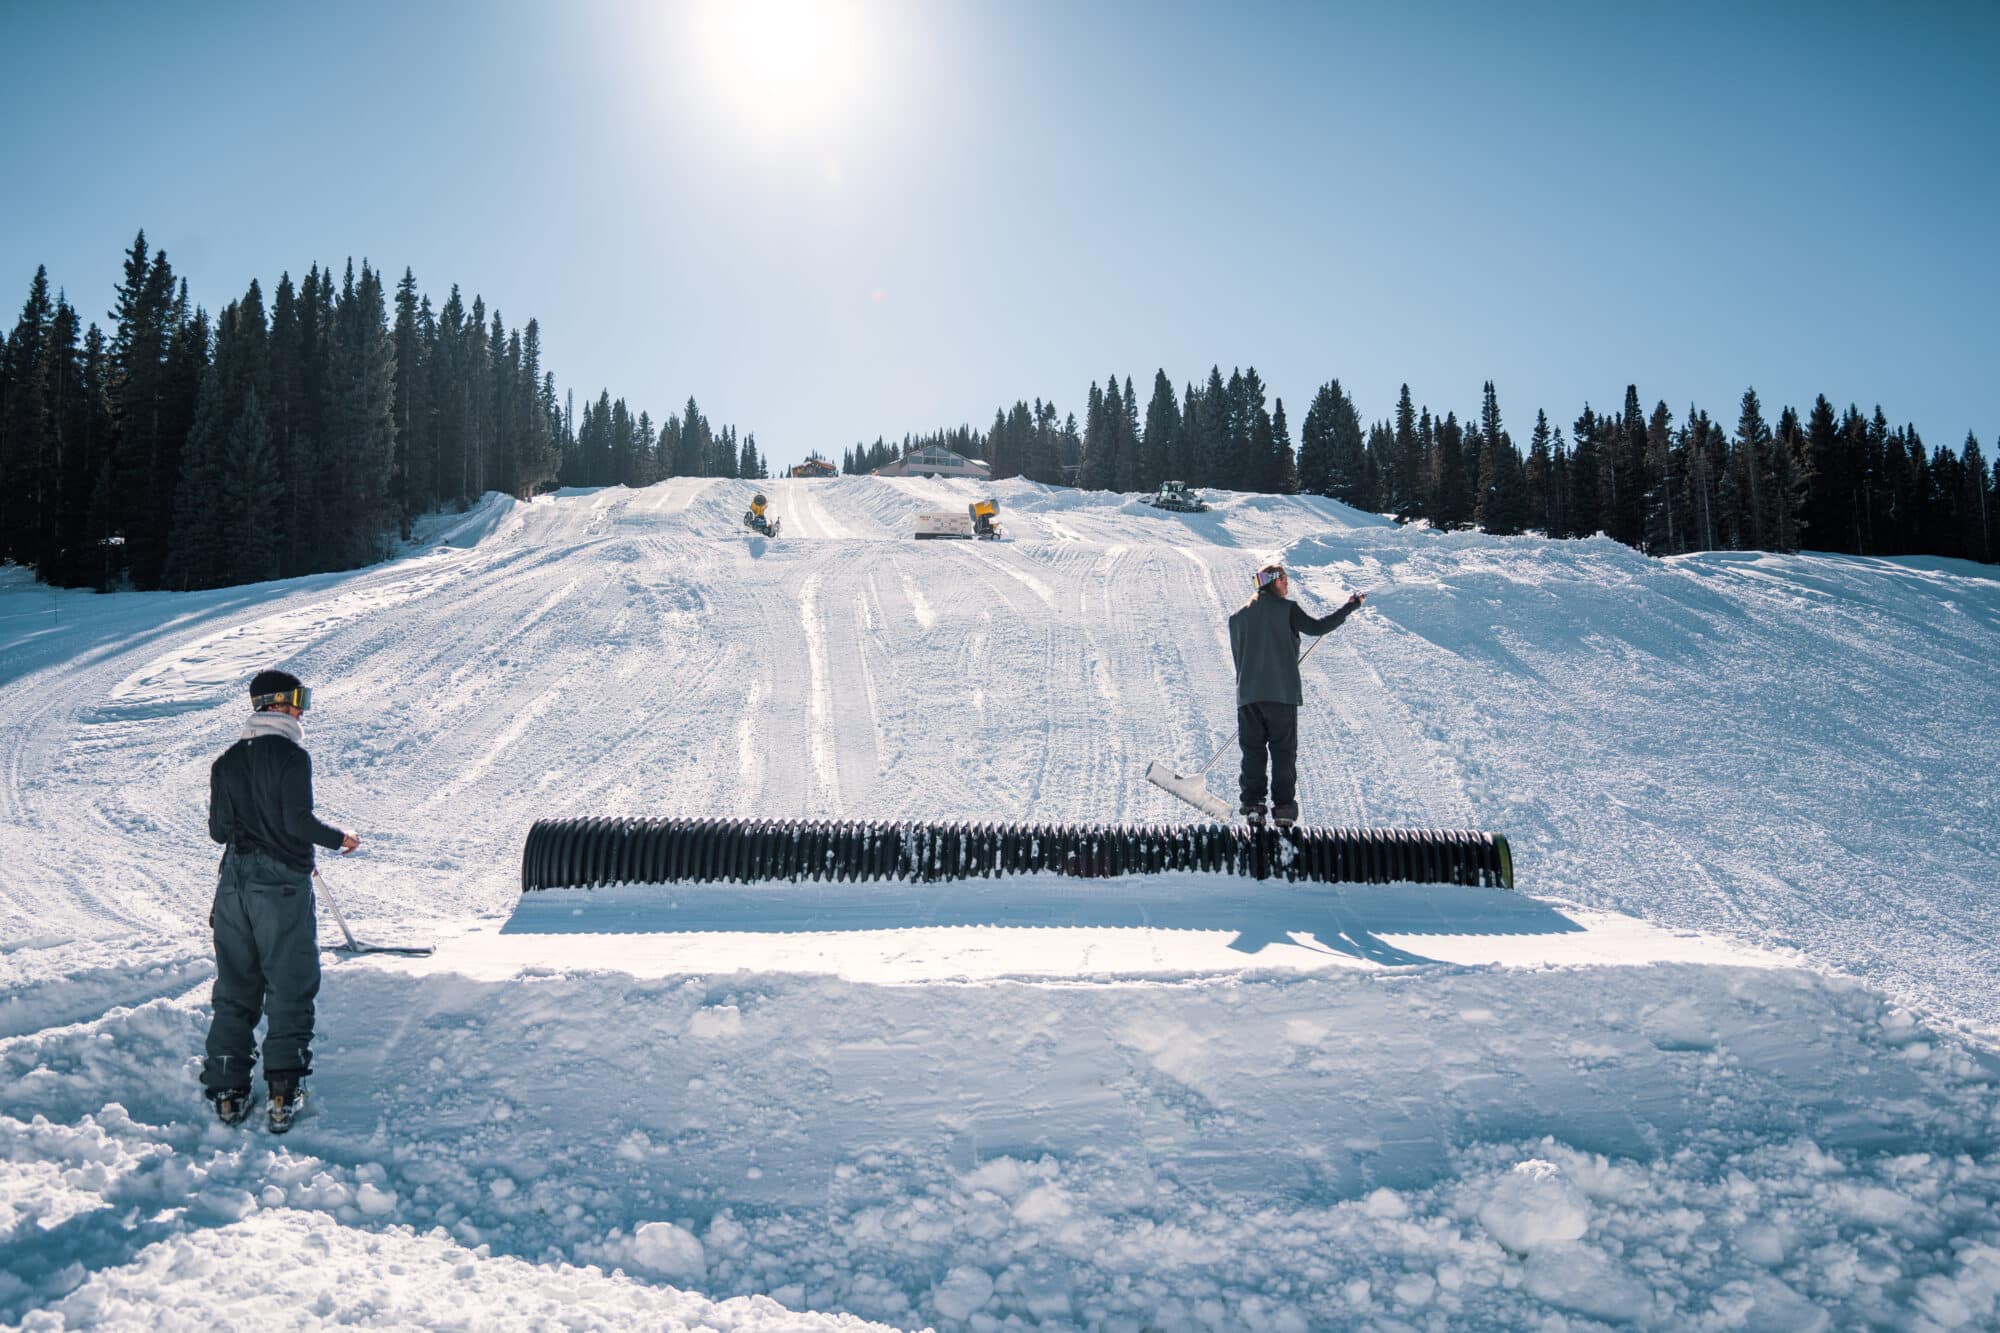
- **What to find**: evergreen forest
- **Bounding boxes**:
[0,234,764,591]
[849,370,1995,563]
[3,236,1992,595]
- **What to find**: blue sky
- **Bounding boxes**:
[2,0,1995,466]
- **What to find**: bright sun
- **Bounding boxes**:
[694,0,869,136]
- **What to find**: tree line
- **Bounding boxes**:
[7,236,1991,588]
[847,368,1995,564]
[0,232,760,591]
[556,393,767,490]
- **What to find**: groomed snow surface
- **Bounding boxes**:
[3,476,1998,1330]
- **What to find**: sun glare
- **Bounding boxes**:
[695,0,869,137]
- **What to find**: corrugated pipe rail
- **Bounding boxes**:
[521,818,1514,891]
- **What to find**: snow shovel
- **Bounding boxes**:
[313,867,435,957]
[1146,617,1345,822]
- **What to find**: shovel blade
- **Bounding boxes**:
[1145,760,1237,822]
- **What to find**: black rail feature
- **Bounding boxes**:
[521,818,1515,891]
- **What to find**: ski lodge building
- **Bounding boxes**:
[872,447,992,480]
[787,457,838,479]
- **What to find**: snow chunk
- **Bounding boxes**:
[1013,1183,1072,1225]
[933,1265,995,1319]
[1364,1187,1410,1219]
[355,1182,399,1217]
[1522,1244,1652,1322]
[688,1004,744,1040]
[1477,1159,1589,1254]
[625,1220,707,1282]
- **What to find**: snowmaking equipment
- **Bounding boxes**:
[520,817,1513,891]
[743,492,781,538]
[914,500,1004,540]
[1142,480,1209,513]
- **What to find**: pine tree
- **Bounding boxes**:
[48,316,113,585]
[1642,400,1680,553]
[1115,375,1142,493]
[325,261,398,564]
[1391,384,1420,520]
[1731,388,1771,550]
[1271,398,1298,494]
[1080,380,1111,489]
[0,266,55,567]
[1317,380,1367,505]
[1433,411,1469,528]
[391,269,428,529]
[1960,432,1990,563]
[165,358,227,589]
[1361,422,1393,514]
[1199,366,1231,487]
[106,233,189,586]
[1139,371,1178,492]
[1769,406,1809,551]
[1858,407,1889,555]
[1569,406,1603,537]
[1473,382,1511,533]
[1597,385,1646,547]
[1175,383,1201,485]
[219,386,281,585]
[1524,409,1553,534]
[521,322,557,493]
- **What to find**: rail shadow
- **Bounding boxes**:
[500,875,1584,967]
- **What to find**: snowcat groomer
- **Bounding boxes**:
[1142,480,1209,513]
[743,492,781,538]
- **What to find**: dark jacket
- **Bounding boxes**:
[1228,586,1357,706]
[209,732,346,874]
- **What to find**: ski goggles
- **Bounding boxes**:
[252,686,312,711]
[1255,566,1286,588]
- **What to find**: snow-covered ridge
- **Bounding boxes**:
[2,477,1997,1328]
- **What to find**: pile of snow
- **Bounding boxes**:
[2,476,1997,1327]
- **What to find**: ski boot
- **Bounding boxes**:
[1273,802,1300,831]
[267,1079,307,1135]
[208,1087,253,1127]
[1242,804,1268,829]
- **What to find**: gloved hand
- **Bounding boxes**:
[1345,592,1366,609]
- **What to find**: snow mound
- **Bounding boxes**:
[33,1208,874,1331]
[2,476,1998,1327]
[1475,1158,1589,1254]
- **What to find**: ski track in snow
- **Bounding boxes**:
[2,478,1998,1329]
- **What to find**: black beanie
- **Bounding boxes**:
[249,669,303,700]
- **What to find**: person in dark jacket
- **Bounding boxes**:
[1227,564,1365,827]
[201,669,358,1131]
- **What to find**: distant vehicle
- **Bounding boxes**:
[915,499,1004,540]
[1141,480,1209,513]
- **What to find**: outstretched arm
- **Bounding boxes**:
[1291,592,1366,636]
[282,750,356,854]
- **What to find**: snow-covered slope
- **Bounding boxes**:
[3,478,1998,1329]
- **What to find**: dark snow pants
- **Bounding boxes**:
[202,848,320,1093]
[1237,702,1300,820]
